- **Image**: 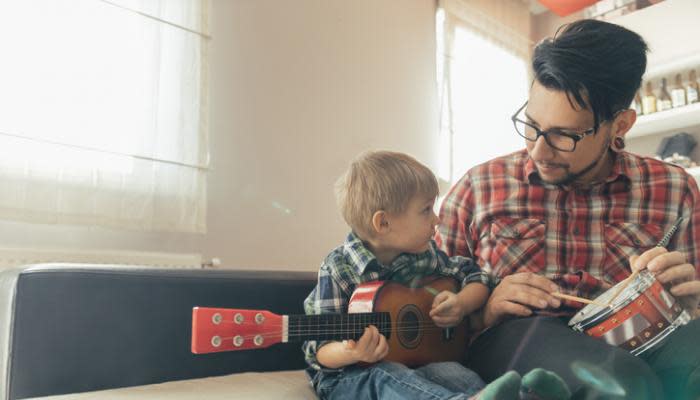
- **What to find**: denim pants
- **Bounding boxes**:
[316,361,485,400]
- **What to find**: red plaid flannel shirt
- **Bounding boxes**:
[436,149,700,314]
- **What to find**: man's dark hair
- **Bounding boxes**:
[532,19,648,132]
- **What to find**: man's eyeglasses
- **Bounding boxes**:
[511,101,597,152]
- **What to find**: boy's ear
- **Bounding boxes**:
[371,210,390,235]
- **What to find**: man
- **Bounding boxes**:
[437,19,700,400]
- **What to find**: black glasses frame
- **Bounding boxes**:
[511,101,596,152]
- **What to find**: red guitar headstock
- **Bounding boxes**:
[191,307,284,354]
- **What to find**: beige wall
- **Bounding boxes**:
[0,0,439,271]
[530,10,583,44]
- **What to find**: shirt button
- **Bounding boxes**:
[633,238,642,246]
[574,227,580,235]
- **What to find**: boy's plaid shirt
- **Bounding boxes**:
[302,232,489,379]
[436,149,700,313]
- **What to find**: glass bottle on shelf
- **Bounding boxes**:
[671,74,687,108]
[633,91,643,115]
[642,81,657,115]
[687,69,699,104]
[656,78,673,112]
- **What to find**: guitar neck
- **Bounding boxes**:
[286,312,391,342]
[191,308,393,354]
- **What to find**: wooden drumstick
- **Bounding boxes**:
[605,270,639,307]
[551,292,608,308]
[606,217,684,306]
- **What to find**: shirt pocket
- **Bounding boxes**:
[487,217,546,278]
[603,222,662,279]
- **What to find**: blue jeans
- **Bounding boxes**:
[316,361,485,400]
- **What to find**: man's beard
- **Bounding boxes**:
[538,136,613,186]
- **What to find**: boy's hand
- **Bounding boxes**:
[429,291,464,327]
[345,325,389,363]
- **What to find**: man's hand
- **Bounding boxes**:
[482,272,562,328]
[429,291,464,327]
[631,247,700,316]
[345,325,389,363]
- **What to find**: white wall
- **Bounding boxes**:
[614,0,700,68]
[0,0,439,271]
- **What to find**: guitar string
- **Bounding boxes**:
[208,317,456,330]
[213,321,452,329]
[212,324,453,331]
[211,320,454,330]
[215,327,454,343]
[208,325,456,343]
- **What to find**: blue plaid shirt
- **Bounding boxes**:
[302,232,489,385]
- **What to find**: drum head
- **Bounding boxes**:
[569,271,653,329]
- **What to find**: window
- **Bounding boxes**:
[0,0,209,233]
[436,0,531,184]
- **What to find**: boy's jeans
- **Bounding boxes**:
[316,361,485,400]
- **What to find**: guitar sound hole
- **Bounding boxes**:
[397,304,422,349]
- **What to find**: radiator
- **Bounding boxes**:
[0,247,211,269]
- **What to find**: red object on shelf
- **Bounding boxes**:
[537,0,599,17]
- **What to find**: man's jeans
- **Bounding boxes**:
[316,361,485,400]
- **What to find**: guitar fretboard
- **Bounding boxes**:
[287,312,391,342]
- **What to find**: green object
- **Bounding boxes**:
[479,370,521,400]
[424,286,440,296]
[521,368,571,400]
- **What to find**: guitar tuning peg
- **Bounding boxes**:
[254,335,264,346]
[255,313,265,324]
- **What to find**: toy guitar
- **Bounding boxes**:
[191,276,468,367]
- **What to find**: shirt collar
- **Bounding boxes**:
[342,231,437,275]
[343,232,380,275]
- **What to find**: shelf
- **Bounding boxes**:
[627,102,700,139]
[643,53,700,81]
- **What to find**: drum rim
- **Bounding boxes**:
[569,272,654,330]
[629,309,691,355]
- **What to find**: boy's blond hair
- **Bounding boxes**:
[335,150,439,239]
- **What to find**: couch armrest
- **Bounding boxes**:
[0,264,316,400]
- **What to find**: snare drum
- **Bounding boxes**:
[568,270,690,356]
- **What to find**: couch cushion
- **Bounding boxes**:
[24,370,314,400]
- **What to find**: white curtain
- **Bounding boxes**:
[437,0,532,183]
[0,0,209,233]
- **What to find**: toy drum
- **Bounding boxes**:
[568,270,690,356]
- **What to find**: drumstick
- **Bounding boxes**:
[606,217,684,306]
[551,292,608,308]
[605,270,638,307]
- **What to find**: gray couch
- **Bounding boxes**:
[0,264,318,399]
